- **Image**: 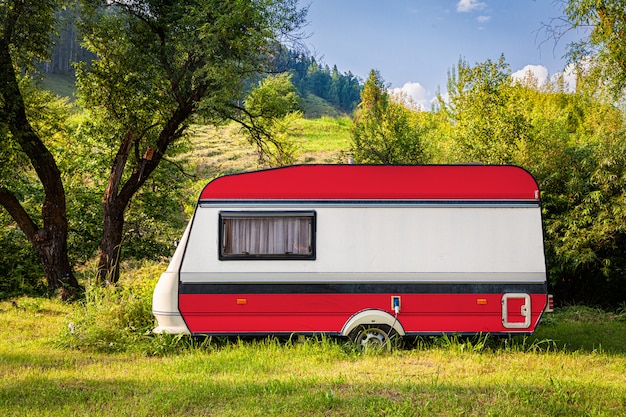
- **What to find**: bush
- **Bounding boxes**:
[0,223,47,300]
[58,262,162,353]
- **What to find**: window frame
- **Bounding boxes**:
[218,210,317,261]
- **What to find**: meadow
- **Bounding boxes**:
[1,294,625,417]
[2,117,626,416]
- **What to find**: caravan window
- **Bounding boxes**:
[219,211,316,260]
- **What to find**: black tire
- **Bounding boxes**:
[349,324,395,351]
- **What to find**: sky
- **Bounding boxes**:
[299,0,586,109]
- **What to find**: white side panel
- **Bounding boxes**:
[152,271,190,334]
[166,219,193,272]
[152,218,194,334]
[180,205,546,282]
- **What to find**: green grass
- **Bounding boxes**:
[531,306,626,353]
[1,292,625,416]
[300,93,347,119]
[289,116,352,163]
[3,116,625,415]
[184,116,352,182]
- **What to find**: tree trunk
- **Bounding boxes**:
[95,104,193,283]
[0,188,80,299]
[0,40,80,300]
[36,224,80,299]
[97,201,125,283]
[95,128,134,284]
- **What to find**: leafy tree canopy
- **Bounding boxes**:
[350,69,429,164]
[242,73,302,166]
[563,0,626,98]
[76,0,307,282]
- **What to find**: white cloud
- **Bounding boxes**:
[476,15,491,23]
[511,65,550,87]
[511,64,579,92]
[456,0,487,13]
[390,82,432,111]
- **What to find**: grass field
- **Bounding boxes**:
[186,116,352,176]
[2,116,626,416]
[1,295,625,417]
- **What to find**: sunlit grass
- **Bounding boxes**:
[184,116,352,181]
[1,293,625,416]
[2,116,625,416]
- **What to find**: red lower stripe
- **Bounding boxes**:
[179,293,546,334]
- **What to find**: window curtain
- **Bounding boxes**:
[223,217,311,256]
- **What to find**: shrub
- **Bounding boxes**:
[58,262,162,353]
[0,224,47,300]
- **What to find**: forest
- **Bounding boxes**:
[2,0,626,308]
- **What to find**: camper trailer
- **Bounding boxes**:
[152,165,551,347]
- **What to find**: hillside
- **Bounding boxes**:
[40,72,350,118]
[185,116,353,180]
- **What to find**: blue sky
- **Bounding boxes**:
[300,0,585,108]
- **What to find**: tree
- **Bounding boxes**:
[76,0,306,282]
[561,0,626,98]
[0,0,81,299]
[350,69,429,164]
[242,73,302,166]
[440,55,626,305]
[536,94,626,305]
[444,56,531,164]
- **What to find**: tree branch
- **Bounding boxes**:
[0,186,39,244]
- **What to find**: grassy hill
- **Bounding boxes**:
[184,116,353,180]
[152,116,353,220]
[300,93,348,118]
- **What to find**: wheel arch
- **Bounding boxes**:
[340,308,406,337]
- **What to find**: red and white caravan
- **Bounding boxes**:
[152,165,551,345]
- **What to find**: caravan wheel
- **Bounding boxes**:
[350,325,393,351]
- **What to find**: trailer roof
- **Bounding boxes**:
[199,165,540,201]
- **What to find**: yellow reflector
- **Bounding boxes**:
[236,298,247,305]
[477,298,487,305]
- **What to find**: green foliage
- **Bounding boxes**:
[0,0,57,67]
[528,96,626,306]
[245,73,301,119]
[445,55,530,164]
[243,73,302,166]
[565,0,626,98]
[436,55,626,306]
[58,262,162,353]
[0,220,46,299]
[350,70,429,164]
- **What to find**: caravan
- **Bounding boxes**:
[152,165,551,346]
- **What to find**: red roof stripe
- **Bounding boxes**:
[199,165,539,201]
